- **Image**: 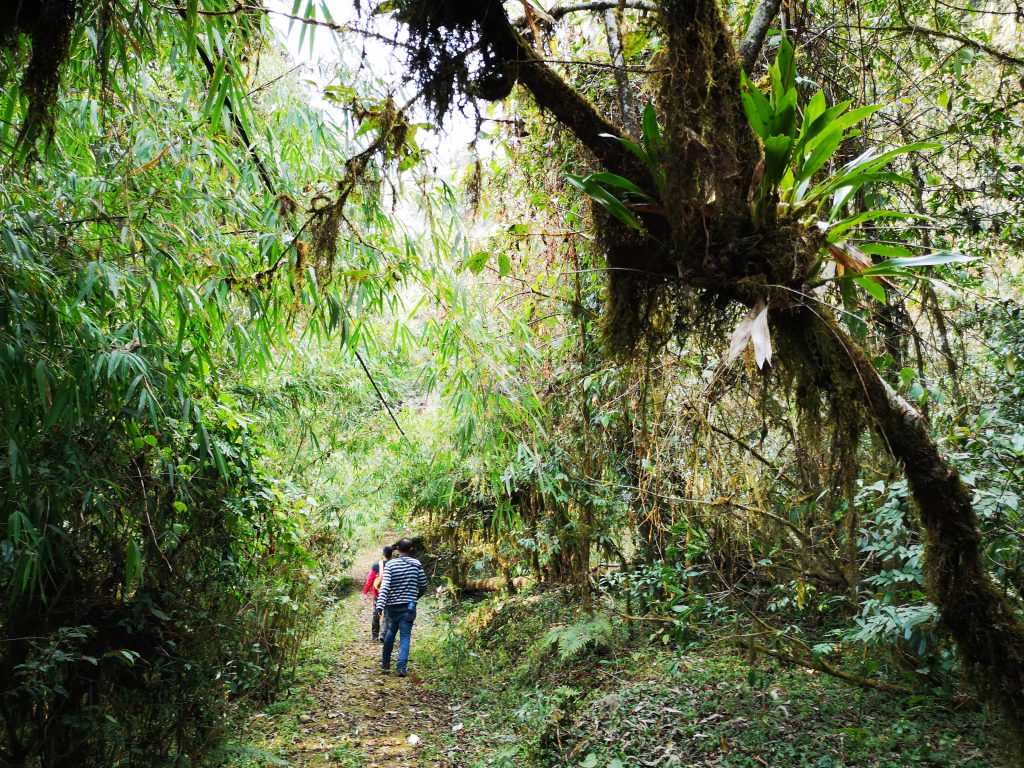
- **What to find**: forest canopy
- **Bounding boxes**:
[1,0,1023,765]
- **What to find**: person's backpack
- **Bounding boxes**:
[373,559,385,591]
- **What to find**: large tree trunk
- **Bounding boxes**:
[778,306,1024,738]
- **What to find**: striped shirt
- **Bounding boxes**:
[375,555,427,610]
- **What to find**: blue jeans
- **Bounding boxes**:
[382,604,416,671]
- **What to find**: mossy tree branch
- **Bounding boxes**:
[738,0,783,74]
[478,3,655,189]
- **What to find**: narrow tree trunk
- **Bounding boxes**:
[529,500,543,582]
[574,245,594,610]
[603,8,639,137]
[844,491,860,602]
[922,282,964,403]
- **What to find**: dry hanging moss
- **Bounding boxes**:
[304,99,410,286]
[1,0,82,149]
[771,307,868,496]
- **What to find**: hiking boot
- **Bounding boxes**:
[396,669,407,678]
[380,666,391,675]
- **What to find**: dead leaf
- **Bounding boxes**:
[750,300,772,369]
[130,146,169,176]
[826,240,894,288]
[520,0,556,24]
[725,299,772,369]
[625,202,666,216]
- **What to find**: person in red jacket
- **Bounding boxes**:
[361,545,394,641]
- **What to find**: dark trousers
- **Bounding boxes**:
[371,606,391,639]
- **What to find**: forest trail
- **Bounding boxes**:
[251,540,457,768]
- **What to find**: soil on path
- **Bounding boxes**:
[252,541,456,768]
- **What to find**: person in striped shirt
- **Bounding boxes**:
[375,538,427,676]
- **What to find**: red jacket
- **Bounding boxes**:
[361,561,384,599]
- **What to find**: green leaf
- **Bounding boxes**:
[841,142,939,178]
[770,88,798,139]
[772,36,796,101]
[803,89,827,128]
[827,210,929,243]
[588,172,654,201]
[796,123,846,181]
[763,135,794,183]
[641,103,661,157]
[565,173,643,230]
[126,539,143,590]
[497,252,512,277]
[33,360,49,407]
[465,251,490,274]
[740,71,774,140]
[796,100,851,149]
[855,243,916,258]
[860,251,979,275]
[853,276,887,302]
[804,104,883,154]
[598,132,649,166]
[7,439,20,483]
[828,172,911,214]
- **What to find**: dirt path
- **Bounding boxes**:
[245,541,456,768]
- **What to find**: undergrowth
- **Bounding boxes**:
[417,589,1007,768]
[217,576,363,767]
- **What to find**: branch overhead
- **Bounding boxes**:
[738,0,783,74]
